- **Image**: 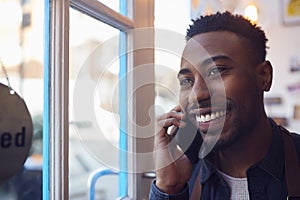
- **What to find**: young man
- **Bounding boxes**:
[150,11,300,199]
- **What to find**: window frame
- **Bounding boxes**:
[45,0,154,199]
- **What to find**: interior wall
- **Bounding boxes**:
[259,0,300,132]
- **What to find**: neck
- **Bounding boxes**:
[215,116,272,178]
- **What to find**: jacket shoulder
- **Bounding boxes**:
[290,132,300,163]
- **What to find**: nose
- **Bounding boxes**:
[189,76,210,103]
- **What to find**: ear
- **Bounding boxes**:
[258,61,273,92]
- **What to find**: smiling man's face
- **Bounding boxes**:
[178,31,270,149]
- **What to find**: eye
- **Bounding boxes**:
[179,77,194,88]
[207,66,226,77]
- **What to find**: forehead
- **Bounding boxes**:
[181,31,247,67]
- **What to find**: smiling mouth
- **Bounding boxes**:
[188,100,233,132]
[196,110,227,123]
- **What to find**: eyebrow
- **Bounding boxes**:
[177,68,191,78]
[201,55,232,67]
[177,55,232,78]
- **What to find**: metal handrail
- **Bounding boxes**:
[87,168,118,200]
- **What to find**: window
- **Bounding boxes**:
[69,9,121,199]
[45,0,154,199]
[0,0,190,199]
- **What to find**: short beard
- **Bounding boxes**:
[212,118,241,151]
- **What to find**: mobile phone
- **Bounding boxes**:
[175,118,202,164]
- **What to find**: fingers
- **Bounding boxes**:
[169,125,179,136]
[154,107,186,149]
[173,105,182,113]
[153,106,193,193]
[156,110,186,131]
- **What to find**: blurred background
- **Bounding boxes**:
[0,0,299,199]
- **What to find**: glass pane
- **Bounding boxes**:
[97,0,120,14]
[69,8,122,199]
[154,0,190,113]
[0,0,44,199]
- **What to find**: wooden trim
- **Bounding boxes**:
[70,0,135,31]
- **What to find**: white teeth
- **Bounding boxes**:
[196,110,226,123]
[201,115,205,122]
[205,115,210,121]
[211,113,216,120]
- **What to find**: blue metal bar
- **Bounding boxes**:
[119,0,128,198]
[118,33,127,197]
[88,169,118,200]
[43,0,50,199]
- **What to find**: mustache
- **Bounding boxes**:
[188,99,212,111]
[187,98,233,112]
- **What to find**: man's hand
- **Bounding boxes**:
[154,105,193,194]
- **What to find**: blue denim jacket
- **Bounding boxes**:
[149,119,300,200]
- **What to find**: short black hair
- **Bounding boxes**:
[186,11,268,62]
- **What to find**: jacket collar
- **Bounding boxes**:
[248,118,284,181]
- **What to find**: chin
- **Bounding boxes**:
[213,129,241,151]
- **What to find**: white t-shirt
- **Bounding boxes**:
[218,170,250,200]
